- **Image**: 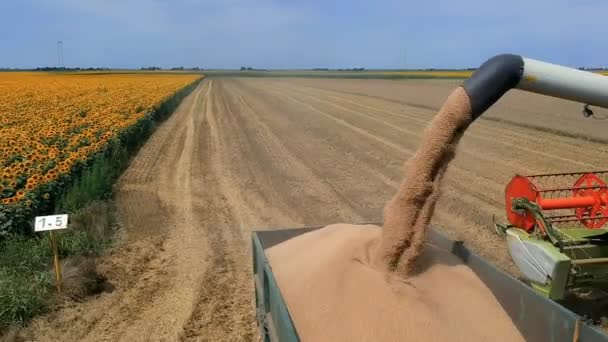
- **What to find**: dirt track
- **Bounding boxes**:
[22,78,608,341]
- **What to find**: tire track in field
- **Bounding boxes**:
[179,77,257,342]
[266,79,608,166]
[262,80,599,171]
[258,82,504,214]
[272,81,608,224]
[22,81,212,341]
[255,82,543,215]
[256,78,608,210]
[281,77,608,144]
[180,78,372,341]
[224,79,398,219]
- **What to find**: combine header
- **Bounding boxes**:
[497,171,608,299]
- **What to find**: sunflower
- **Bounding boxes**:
[0,72,201,220]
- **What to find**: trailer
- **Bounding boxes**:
[253,226,608,342]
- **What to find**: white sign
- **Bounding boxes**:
[35,214,69,232]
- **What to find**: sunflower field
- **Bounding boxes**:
[0,72,202,236]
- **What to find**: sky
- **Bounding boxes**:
[2,0,608,69]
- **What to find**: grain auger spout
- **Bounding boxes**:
[455,54,608,300]
[462,53,608,119]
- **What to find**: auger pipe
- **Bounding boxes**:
[462,54,608,120]
[539,196,607,210]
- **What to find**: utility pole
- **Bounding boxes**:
[57,41,64,68]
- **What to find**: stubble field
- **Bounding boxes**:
[21,77,608,341]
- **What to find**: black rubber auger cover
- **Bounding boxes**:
[463,54,524,120]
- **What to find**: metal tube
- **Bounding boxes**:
[517,58,608,109]
[539,196,600,210]
[571,257,608,265]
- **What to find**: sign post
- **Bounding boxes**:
[35,214,68,292]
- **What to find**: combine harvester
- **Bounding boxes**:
[252,54,608,342]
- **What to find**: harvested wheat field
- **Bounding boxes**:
[19,77,608,341]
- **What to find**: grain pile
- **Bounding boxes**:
[266,86,524,341]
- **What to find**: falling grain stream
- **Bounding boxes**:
[20,78,608,341]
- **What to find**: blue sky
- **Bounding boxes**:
[2,0,607,69]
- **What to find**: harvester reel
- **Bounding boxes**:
[502,171,608,299]
[573,173,608,228]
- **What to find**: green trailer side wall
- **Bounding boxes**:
[253,233,301,342]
